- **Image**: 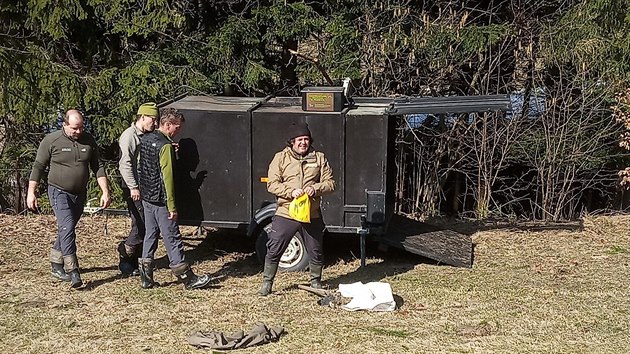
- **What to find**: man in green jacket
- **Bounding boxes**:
[137,107,211,290]
[27,109,111,288]
[259,121,336,296]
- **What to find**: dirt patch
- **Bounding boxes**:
[1,213,629,353]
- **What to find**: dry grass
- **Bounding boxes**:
[1,213,629,353]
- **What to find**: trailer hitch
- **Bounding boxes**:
[358,215,369,268]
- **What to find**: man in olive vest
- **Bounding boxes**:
[27,109,111,288]
[137,107,211,290]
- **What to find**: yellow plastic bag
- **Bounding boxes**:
[289,193,311,223]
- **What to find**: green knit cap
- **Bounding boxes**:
[137,102,158,117]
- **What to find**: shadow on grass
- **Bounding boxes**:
[81,274,124,291]
[154,279,223,290]
[81,265,118,274]
[322,232,440,271]
[83,220,474,291]
[79,264,139,291]
[81,223,458,291]
[152,228,262,282]
[83,227,262,290]
[324,257,419,287]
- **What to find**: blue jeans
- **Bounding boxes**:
[142,201,186,268]
[48,186,86,256]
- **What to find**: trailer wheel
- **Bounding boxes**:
[255,222,309,272]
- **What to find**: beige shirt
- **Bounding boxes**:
[267,146,335,219]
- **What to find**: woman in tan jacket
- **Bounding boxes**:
[258,122,336,296]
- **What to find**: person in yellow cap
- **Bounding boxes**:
[116,102,158,275]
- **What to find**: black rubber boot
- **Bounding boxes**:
[63,254,82,288]
[309,263,323,289]
[51,262,71,282]
[131,245,142,276]
[118,241,140,276]
[138,258,158,289]
[258,262,279,296]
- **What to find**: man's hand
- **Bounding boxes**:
[130,188,141,201]
[168,211,178,221]
[26,191,38,210]
[291,188,305,198]
[96,176,110,208]
[304,186,315,197]
[100,192,112,208]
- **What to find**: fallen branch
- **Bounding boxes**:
[288,49,334,85]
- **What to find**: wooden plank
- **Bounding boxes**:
[376,215,473,268]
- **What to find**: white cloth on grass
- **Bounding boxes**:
[338,282,396,312]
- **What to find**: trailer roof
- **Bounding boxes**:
[165,94,511,115]
[387,95,511,114]
[346,98,390,116]
[166,95,262,112]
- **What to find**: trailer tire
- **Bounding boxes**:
[255,222,310,272]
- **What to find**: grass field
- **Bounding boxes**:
[1,213,629,353]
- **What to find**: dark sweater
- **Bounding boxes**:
[29,129,105,195]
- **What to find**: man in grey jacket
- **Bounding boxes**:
[117,102,158,275]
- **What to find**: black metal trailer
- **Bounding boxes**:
[165,93,510,271]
